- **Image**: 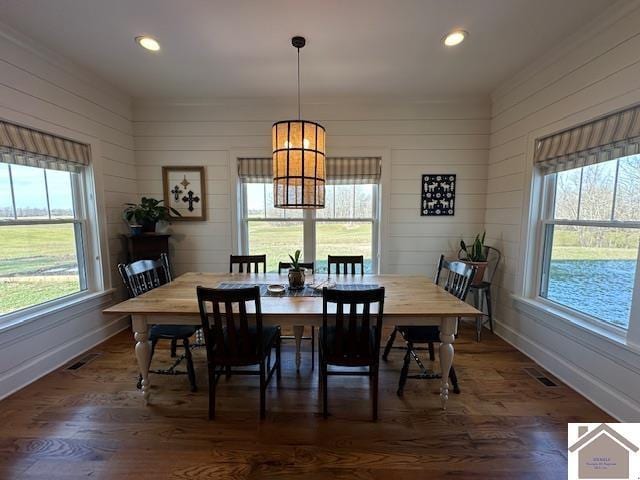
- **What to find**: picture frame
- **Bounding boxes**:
[162,166,207,221]
[421,174,456,216]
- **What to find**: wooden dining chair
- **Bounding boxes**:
[196,285,281,420]
[229,254,267,273]
[320,287,385,421]
[382,255,476,396]
[278,261,316,370]
[327,255,364,275]
[118,254,198,392]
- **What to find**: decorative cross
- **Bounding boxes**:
[182,190,200,212]
[180,175,191,189]
[170,185,183,201]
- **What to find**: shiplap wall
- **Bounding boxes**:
[0,27,133,398]
[486,1,640,420]
[133,98,490,275]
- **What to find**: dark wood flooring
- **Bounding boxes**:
[0,323,611,479]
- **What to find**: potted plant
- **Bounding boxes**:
[123,197,181,233]
[459,232,488,285]
[287,249,306,290]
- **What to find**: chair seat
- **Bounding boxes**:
[398,325,440,344]
[469,281,491,290]
[320,326,377,366]
[212,325,280,365]
[150,324,198,340]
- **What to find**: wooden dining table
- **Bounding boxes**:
[103,272,482,410]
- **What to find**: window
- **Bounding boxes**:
[539,155,640,329]
[0,119,93,317]
[243,182,304,272]
[240,182,379,273]
[315,184,376,273]
[0,164,88,315]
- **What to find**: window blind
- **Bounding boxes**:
[238,156,381,184]
[0,120,90,173]
[534,104,640,174]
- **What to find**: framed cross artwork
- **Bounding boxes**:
[162,166,207,221]
[421,174,456,216]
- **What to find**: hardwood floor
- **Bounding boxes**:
[0,322,610,479]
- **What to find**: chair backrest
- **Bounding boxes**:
[322,287,385,362]
[196,286,264,364]
[229,254,266,273]
[278,261,315,274]
[327,255,364,275]
[118,253,171,298]
[434,255,476,301]
[484,246,502,284]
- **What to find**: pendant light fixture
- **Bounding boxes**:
[272,36,325,209]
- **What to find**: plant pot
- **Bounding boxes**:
[141,219,156,233]
[129,224,143,236]
[464,261,487,285]
[288,268,306,290]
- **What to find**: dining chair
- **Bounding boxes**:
[320,286,385,421]
[229,254,267,273]
[327,255,364,275]
[382,255,476,396]
[196,285,281,420]
[278,261,316,370]
[458,246,502,341]
[118,253,198,392]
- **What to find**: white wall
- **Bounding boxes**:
[133,97,490,275]
[486,1,640,420]
[0,26,134,398]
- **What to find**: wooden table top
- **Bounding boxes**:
[104,272,482,319]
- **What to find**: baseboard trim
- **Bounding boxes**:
[493,318,640,421]
[0,315,129,401]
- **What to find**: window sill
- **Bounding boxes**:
[511,295,640,358]
[0,289,116,336]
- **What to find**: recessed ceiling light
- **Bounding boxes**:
[443,30,467,47]
[135,36,160,52]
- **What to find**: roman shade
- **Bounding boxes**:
[325,157,382,185]
[237,157,381,185]
[237,157,273,183]
[0,120,90,173]
[534,104,640,174]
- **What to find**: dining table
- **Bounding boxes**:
[103,272,482,409]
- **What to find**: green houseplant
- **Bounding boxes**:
[459,232,488,285]
[287,249,306,290]
[123,197,181,233]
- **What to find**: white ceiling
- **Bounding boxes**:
[0,0,613,99]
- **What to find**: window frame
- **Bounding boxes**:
[239,182,380,273]
[535,159,640,333]
[0,164,94,318]
[0,119,110,327]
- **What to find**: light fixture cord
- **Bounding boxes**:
[297,46,301,120]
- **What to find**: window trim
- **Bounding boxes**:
[239,182,381,273]
[0,117,110,324]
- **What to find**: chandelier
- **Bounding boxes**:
[272,36,325,209]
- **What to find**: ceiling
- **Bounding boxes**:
[0,0,613,99]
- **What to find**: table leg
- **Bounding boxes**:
[132,315,152,404]
[293,325,304,372]
[439,317,456,410]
